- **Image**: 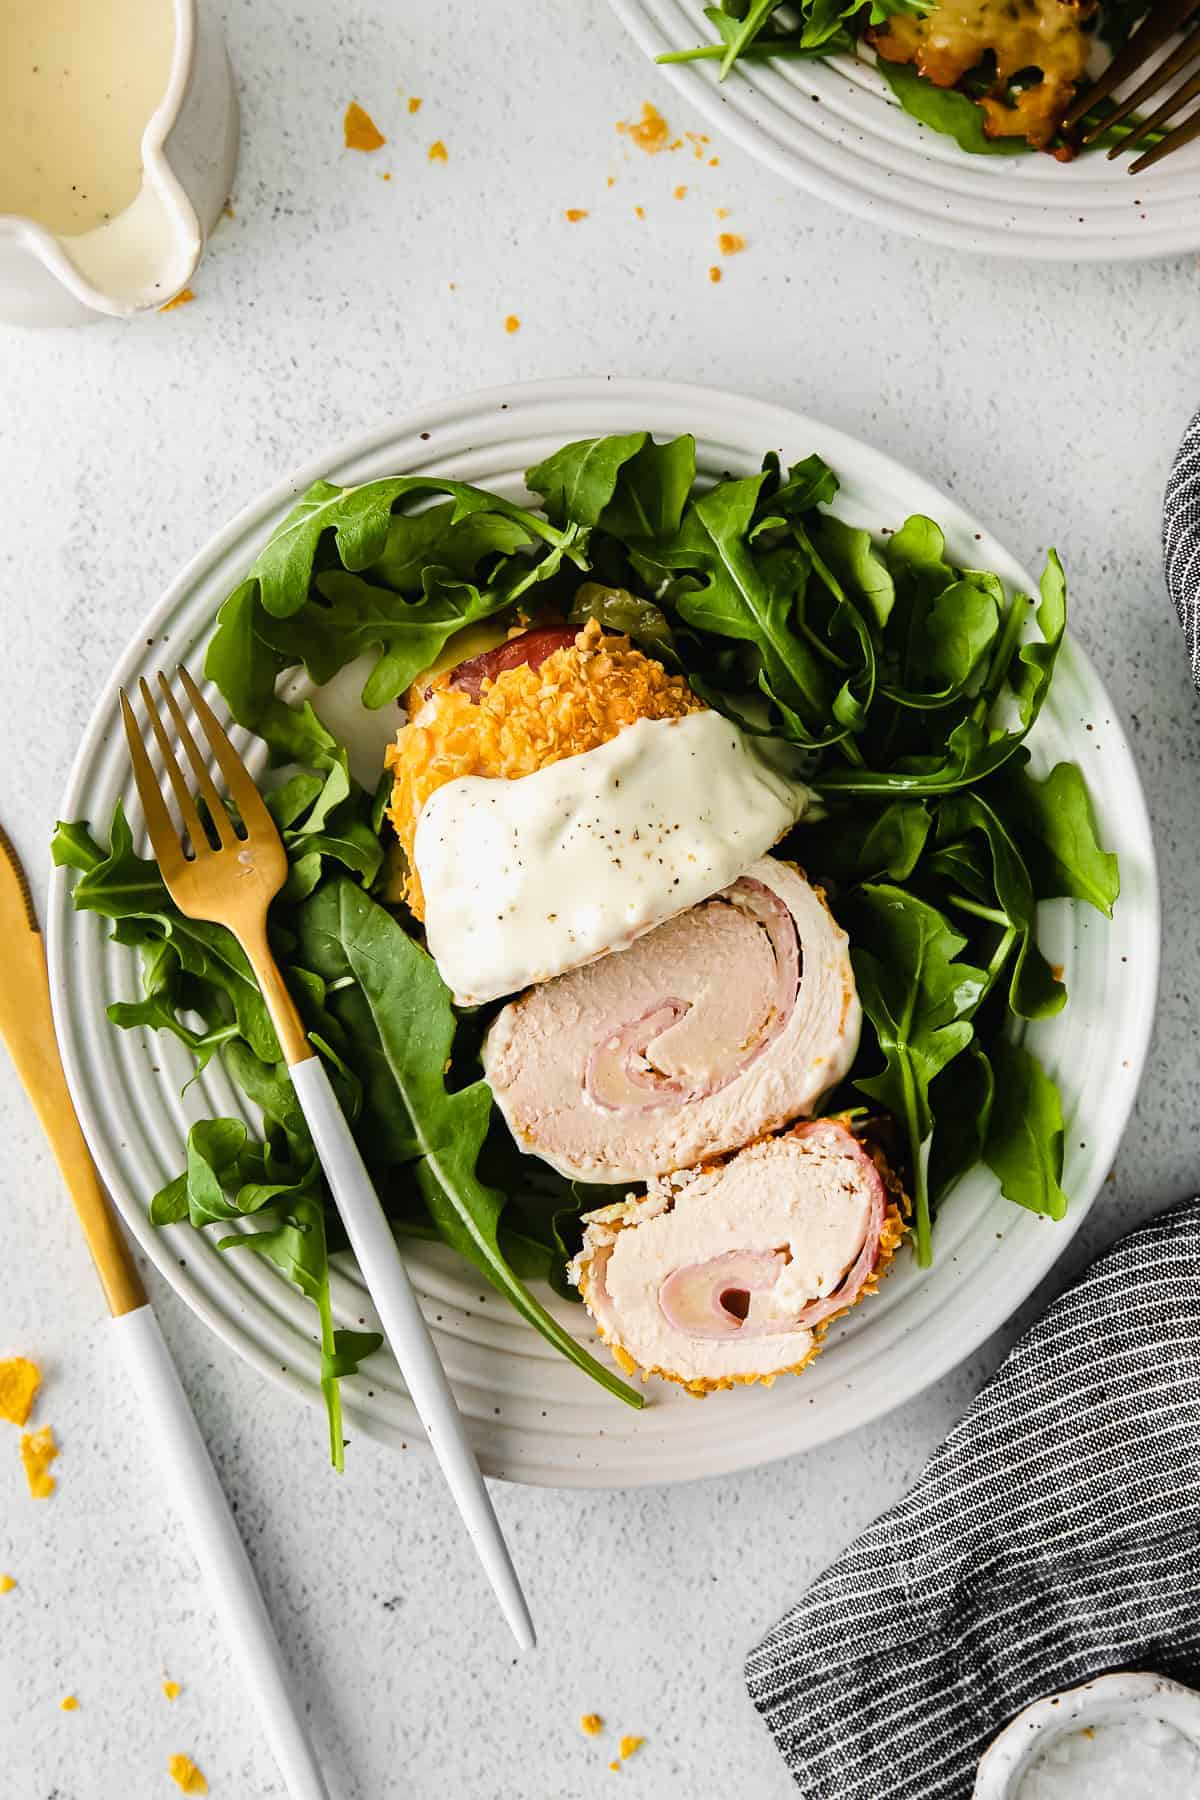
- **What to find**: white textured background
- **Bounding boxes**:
[2,1,1199,1795]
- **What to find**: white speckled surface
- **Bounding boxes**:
[1,1,1198,1795]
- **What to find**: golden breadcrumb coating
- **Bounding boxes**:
[385,619,704,918]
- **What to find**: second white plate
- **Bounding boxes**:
[48,377,1159,1486]
[607,0,1200,260]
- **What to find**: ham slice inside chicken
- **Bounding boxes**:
[572,1120,899,1390]
[483,856,860,1182]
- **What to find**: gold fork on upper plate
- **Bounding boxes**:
[1064,0,1200,170]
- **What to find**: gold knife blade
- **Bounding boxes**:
[0,823,145,1317]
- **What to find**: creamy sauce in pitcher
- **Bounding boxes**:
[0,0,176,235]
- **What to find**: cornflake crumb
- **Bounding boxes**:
[717,231,746,255]
[565,208,589,222]
[61,1695,79,1712]
[607,175,616,187]
[159,288,195,313]
[716,207,730,219]
[428,139,448,162]
[685,130,710,158]
[21,1425,58,1499]
[709,266,722,283]
[673,185,687,199]
[504,314,521,334]
[620,1736,645,1760]
[616,101,670,153]
[168,1754,208,1795]
[609,1762,621,1773]
[580,1713,603,1737]
[408,96,422,113]
[0,1575,14,1593]
[0,1357,41,1426]
[344,102,386,152]
[709,156,720,165]
[163,1680,182,1702]
[634,205,645,219]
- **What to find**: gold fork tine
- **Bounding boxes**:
[1120,60,1200,152]
[1062,0,1197,128]
[1085,29,1200,144]
[175,665,277,839]
[119,690,188,878]
[1130,90,1200,168]
[137,677,213,856]
[155,673,239,850]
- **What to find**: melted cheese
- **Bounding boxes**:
[414,712,811,1006]
[871,0,1091,146]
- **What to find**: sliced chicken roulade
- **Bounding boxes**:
[482,857,860,1183]
[569,1119,908,1395]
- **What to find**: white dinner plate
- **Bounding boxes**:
[607,0,1200,260]
[48,377,1159,1487]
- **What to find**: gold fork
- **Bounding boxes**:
[1063,0,1200,171]
[120,667,535,1651]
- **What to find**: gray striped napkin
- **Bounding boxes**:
[1164,405,1200,689]
[745,1198,1200,1800]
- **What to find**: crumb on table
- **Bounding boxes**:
[20,1425,58,1499]
[428,139,448,163]
[408,96,422,113]
[60,1695,79,1712]
[163,1679,182,1702]
[0,1357,41,1426]
[159,288,195,313]
[0,1575,14,1594]
[344,101,386,152]
[580,1713,603,1737]
[616,102,669,153]
[565,209,589,222]
[504,314,521,334]
[717,232,746,255]
[168,1754,208,1794]
[619,1736,645,1760]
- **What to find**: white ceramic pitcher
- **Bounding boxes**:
[0,0,238,327]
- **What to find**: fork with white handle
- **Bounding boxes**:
[119,665,536,1653]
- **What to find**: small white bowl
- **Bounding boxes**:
[974,1672,1200,1798]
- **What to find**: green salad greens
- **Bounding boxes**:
[659,0,1155,160]
[53,431,1117,1463]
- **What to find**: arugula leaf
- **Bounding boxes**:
[598,434,696,543]
[877,60,1030,157]
[526,433,649,530]
[990,759,1120,917]
[983,1039,1068,1218]
[249,476,579,619]
[846,884,986,1264]
[802,798,932,882]
[937,792,1065,1020]
[331,879,642,1409]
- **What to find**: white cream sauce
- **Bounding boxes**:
[0,0,176,235]
[414,711,811,1006]
[1017,1718,1200,1799]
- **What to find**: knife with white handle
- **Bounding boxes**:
[0,822,330,1800]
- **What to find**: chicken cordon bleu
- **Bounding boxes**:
[386,619,814,1006]
[482,856,860,1182]
[569,1119,908,1394]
